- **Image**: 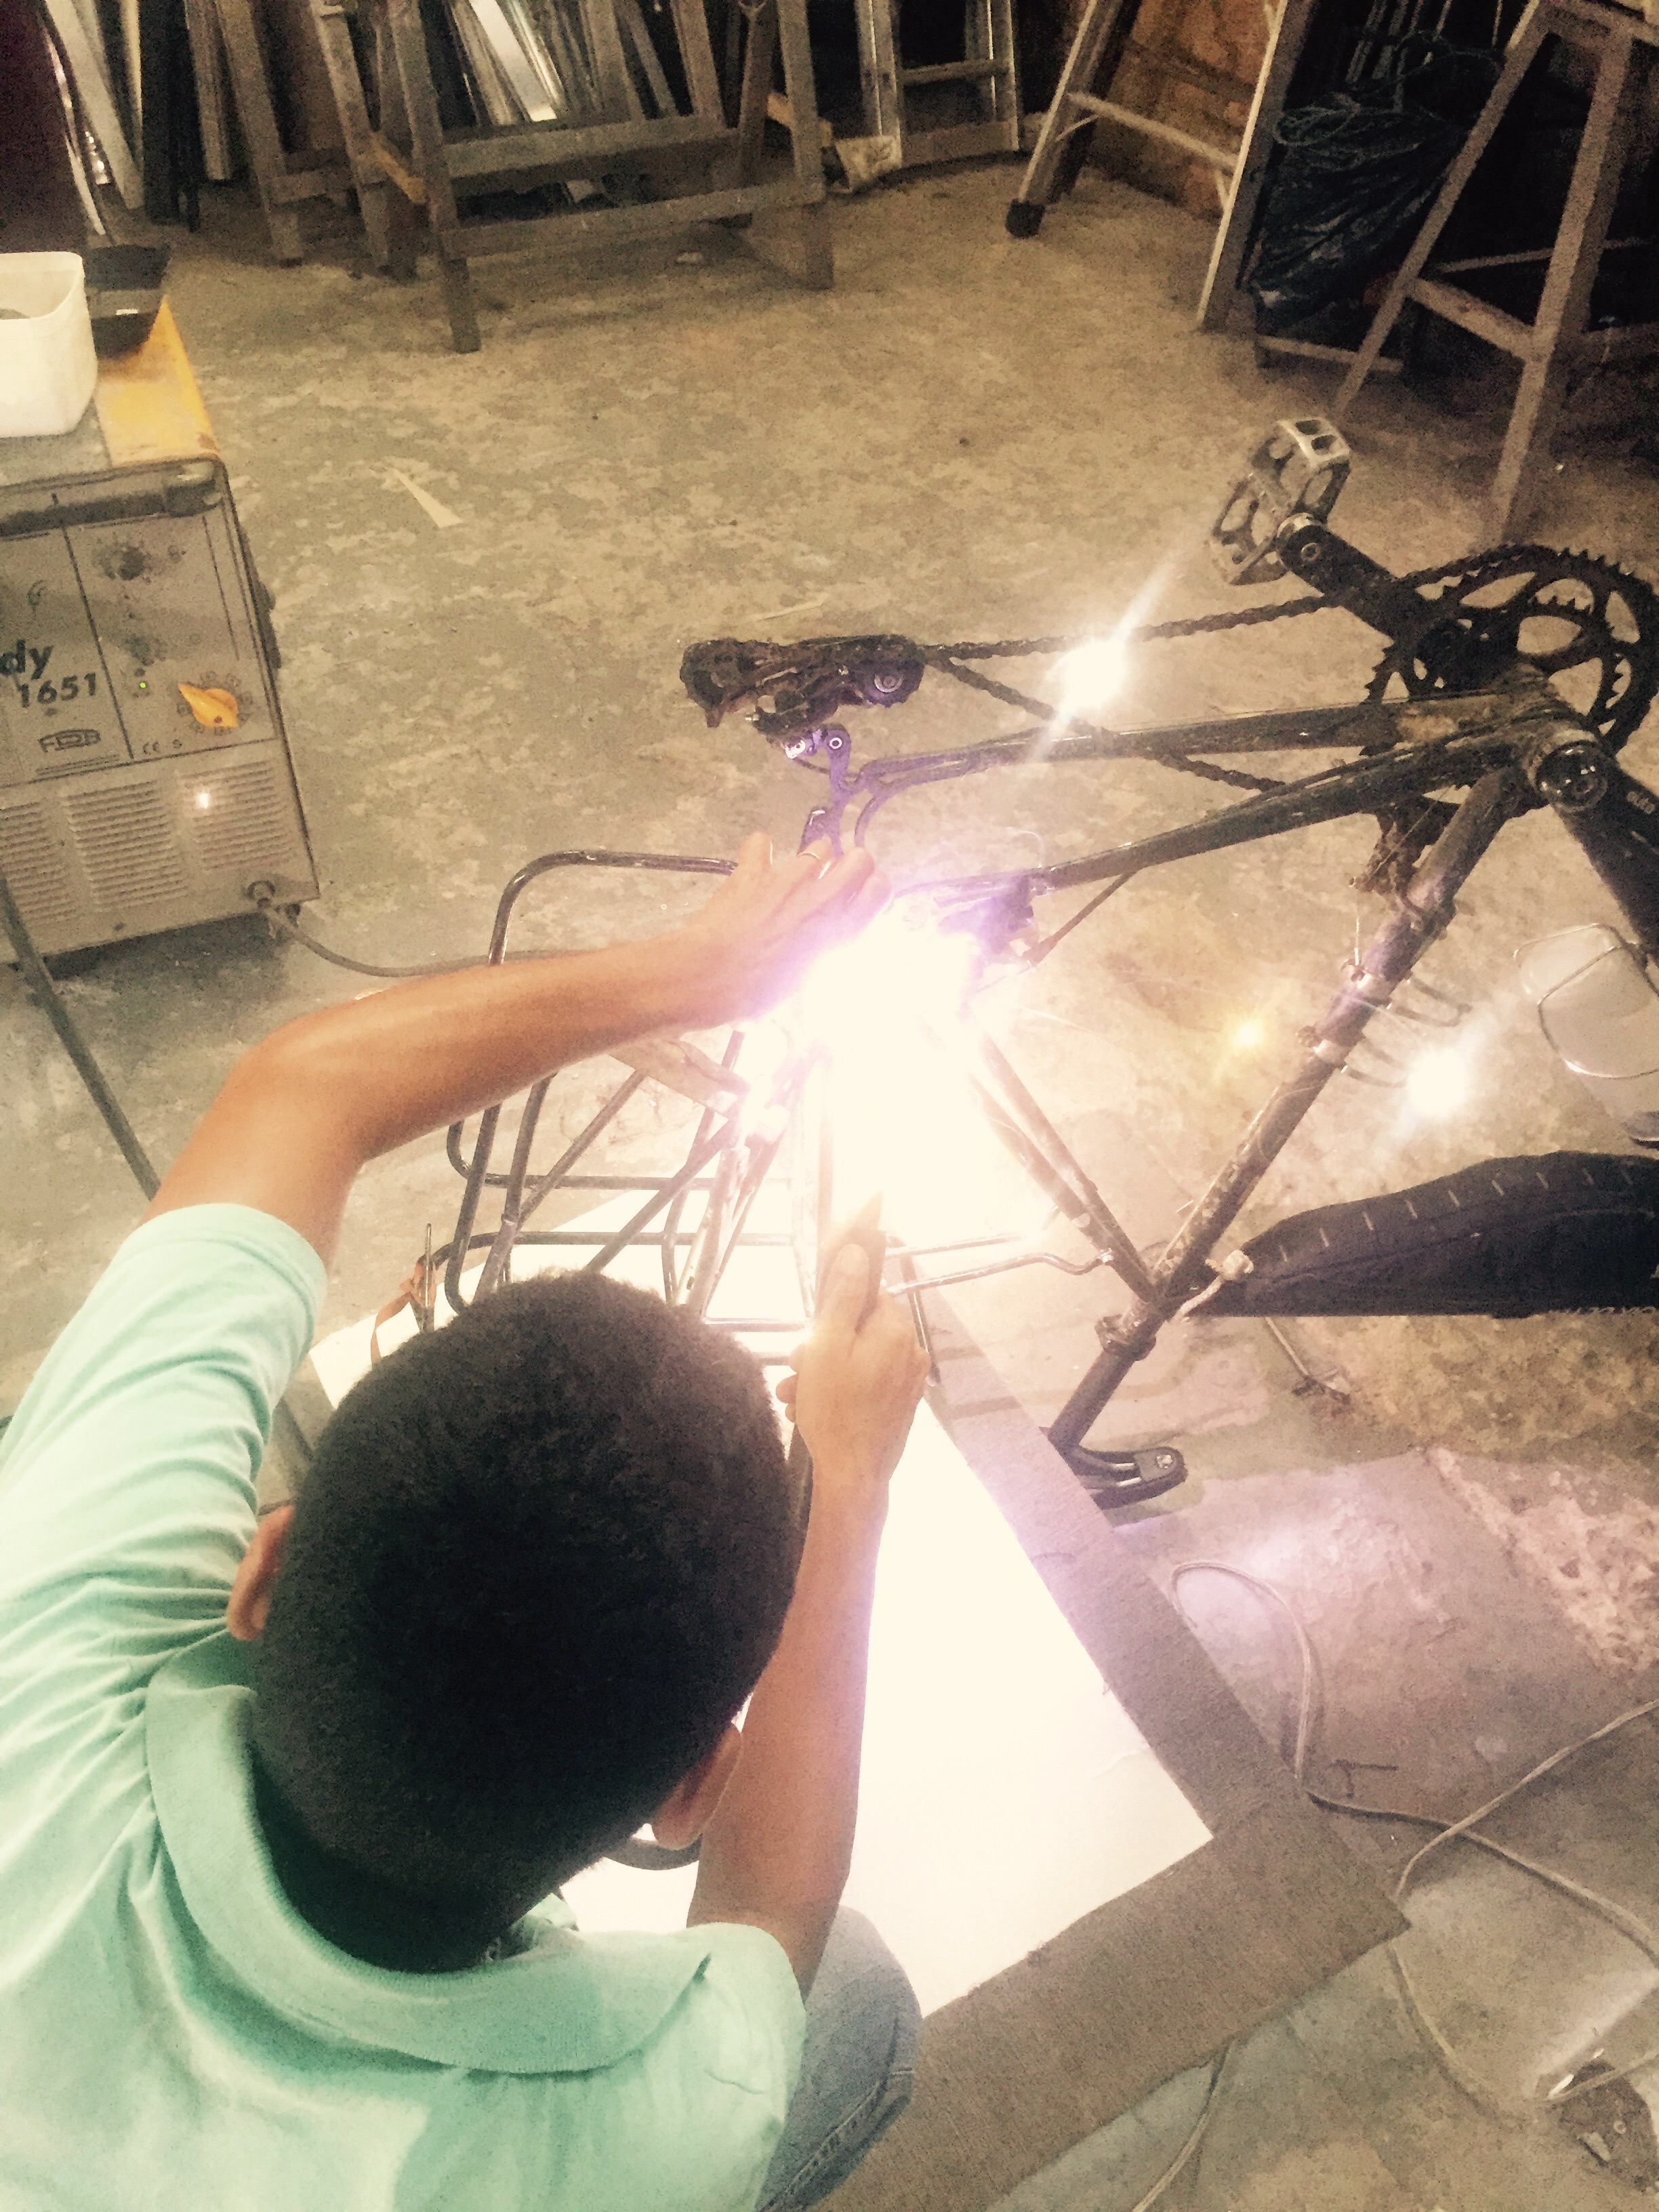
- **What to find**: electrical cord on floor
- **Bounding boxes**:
[1124,2045,1231,2212]
[1166,1558,1659,2148]
[1310,1708,1659,2112]
[1095,1562,1323,2211]
[251,893,498,979]
[1,866,159,1200]
[3,869,306,1471]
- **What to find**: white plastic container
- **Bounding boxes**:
[0,254,99,438]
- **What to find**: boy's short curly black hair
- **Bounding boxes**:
[250,1273,798,1971]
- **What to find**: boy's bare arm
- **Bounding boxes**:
[144,836,884,1264]
[687,1246,930,1991]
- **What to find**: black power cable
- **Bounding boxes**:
[0,868,159,1200]
[2,867,310,1473]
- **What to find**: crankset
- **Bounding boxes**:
[1366,548,1659,752]
[1351,548,1659,891]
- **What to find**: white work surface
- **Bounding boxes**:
[310,1193,1210,2017]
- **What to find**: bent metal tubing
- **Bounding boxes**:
[444,851,736,1316]
[432,689,1648,1498]
[794,690,1522,869]
[1044,767,1530,1467]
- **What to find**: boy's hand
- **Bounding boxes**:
[777,1245,930,1493]
[696,1238,925,1988]
[670,834,888,1027]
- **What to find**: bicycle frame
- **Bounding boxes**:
[431,506,1659,1509]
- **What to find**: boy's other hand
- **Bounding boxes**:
[670,834,887,1027]
[693,1242,924,1986]
[778,1246,930,1494]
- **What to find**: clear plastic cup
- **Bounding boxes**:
[1517,923,1659,1143]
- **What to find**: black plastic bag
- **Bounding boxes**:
[1248,95,1469,335]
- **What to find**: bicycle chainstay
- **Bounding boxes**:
[678,548,1659,799]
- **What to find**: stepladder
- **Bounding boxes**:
[1006,0,1260,237]
[854,0,1021,169]
[342,0,832,348]
[1334,0,1659,537]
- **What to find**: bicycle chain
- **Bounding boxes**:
[920,574,1431,796]
[920,548,1659,796]
[922,597,1349,793]
[927,584,1346,663]
[929,659,1281,792]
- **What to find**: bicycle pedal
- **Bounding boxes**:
[1057,1441,1187,1507]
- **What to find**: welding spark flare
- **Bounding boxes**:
[798,912,1050,1250]
[1052,636,1128,725]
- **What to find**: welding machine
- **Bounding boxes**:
[0,303,316,960]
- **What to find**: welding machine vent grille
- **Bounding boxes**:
[180,757,296,875]
[64,781,190,909]
[0,803,77,937]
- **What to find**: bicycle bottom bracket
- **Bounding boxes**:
[1056,1442,1187,1508]
[1005,199,1044,238]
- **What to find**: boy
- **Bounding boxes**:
[0,834,929,2211]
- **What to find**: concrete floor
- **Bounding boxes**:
[7,158,1659,2208]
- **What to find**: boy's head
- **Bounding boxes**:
[243,1273,798,1971]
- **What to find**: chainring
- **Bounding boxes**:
[1365,548,1659,752]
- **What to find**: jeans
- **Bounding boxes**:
[756,1910,921,2212]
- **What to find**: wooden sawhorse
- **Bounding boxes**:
[1335,0,1659,537]
[358,0,830,350]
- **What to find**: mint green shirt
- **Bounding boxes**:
[0,1206,803,2211]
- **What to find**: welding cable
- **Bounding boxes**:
[1168,1561,1659,2119]
[248,861,736,981]
[2,868,319,1475]
[1170,1561,1321,1783]
[249,890,499,979]
[1124,2046,1231,2212]
[1313,1704,1659,2114]
[1,866,160,1200]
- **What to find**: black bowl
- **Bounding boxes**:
[83,244,171,356]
